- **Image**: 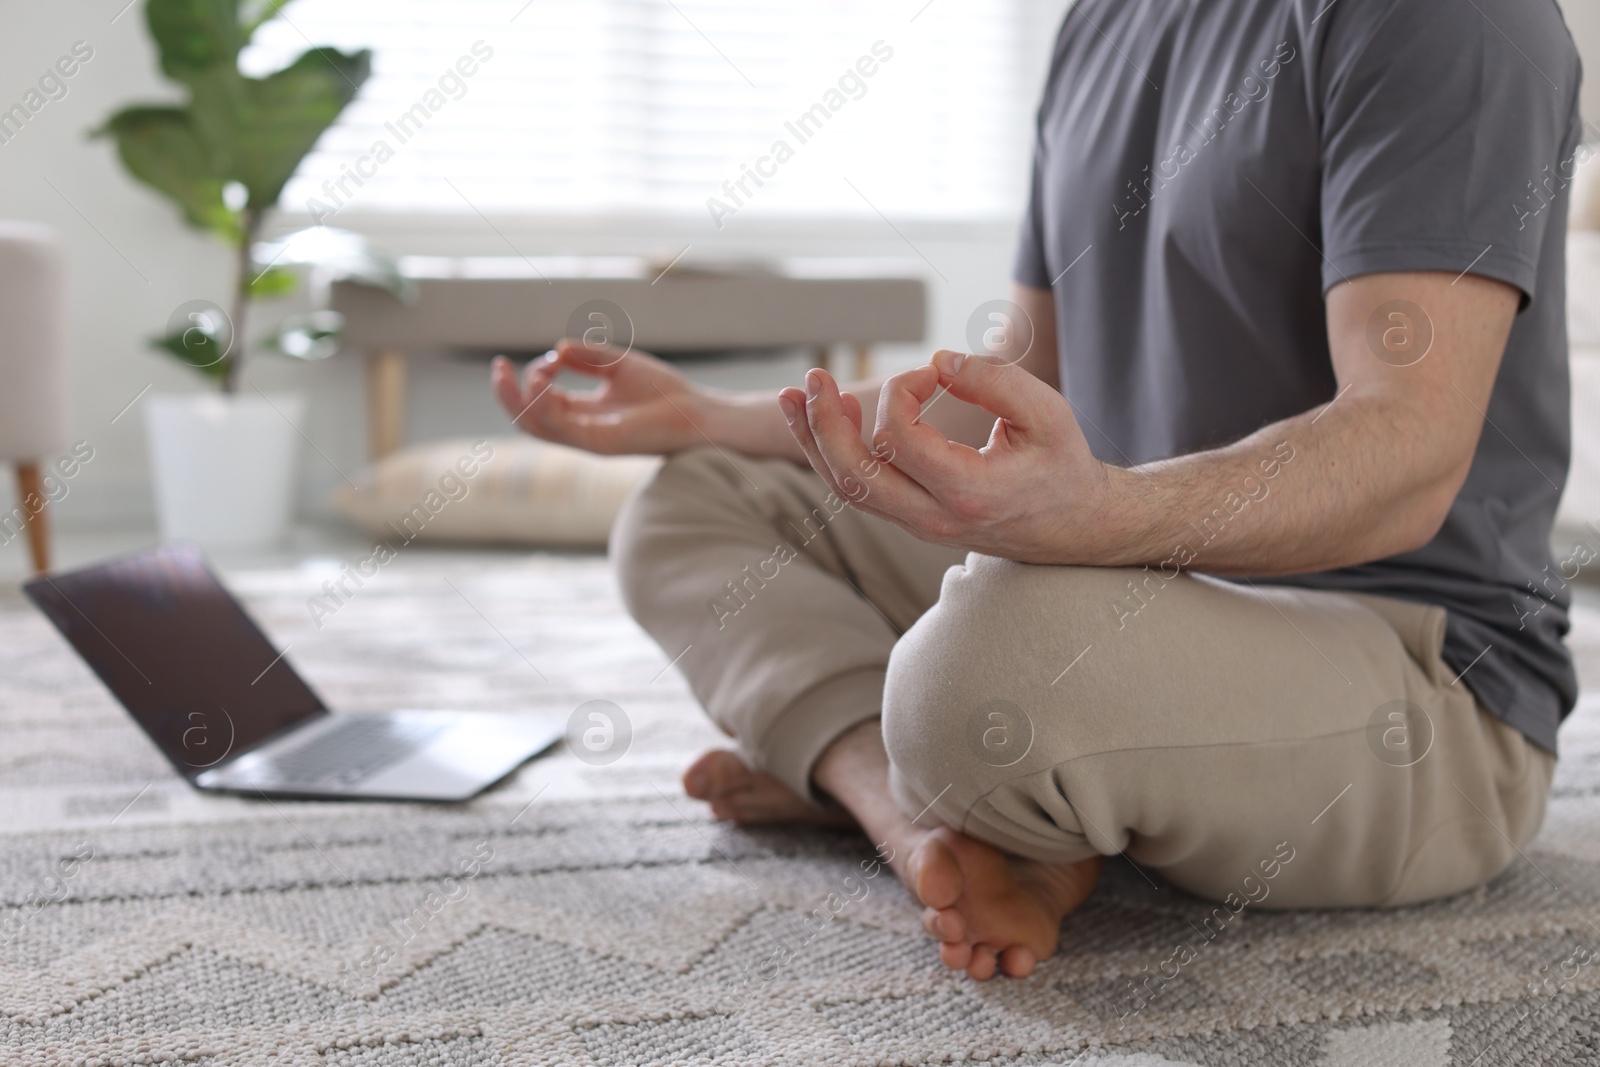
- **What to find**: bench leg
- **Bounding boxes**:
[366,348,408,461]
[852,344,872,380]
[15,461,50,574]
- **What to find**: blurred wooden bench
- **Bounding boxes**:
[332,256,927,460]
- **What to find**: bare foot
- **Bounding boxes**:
[683,750,856,827]
[810,721,1101,980]
[909,827,1102,980]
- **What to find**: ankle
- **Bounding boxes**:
[811,719,929,863]
[811,719,888,810]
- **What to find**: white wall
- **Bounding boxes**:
[1563,0,1600,130]
[0,0,1592,535]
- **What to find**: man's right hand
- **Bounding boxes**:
[490,339,713,456]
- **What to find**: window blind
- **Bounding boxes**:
[243,0,1026,224]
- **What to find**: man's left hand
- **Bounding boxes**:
[779,350,1114,562]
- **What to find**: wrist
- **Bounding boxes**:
[706,389,804,461]
[1075,462,1155,567]
[693,388,752,446]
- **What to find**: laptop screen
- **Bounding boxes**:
[23,543,327,778]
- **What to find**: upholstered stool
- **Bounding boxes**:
[0,222,68,573]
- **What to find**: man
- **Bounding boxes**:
[492,0,1584,981]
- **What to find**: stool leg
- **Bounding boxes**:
[15,461,50,574]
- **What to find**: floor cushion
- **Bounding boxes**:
[332,436,661,547]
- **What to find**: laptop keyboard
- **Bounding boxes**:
[266,717,445,787]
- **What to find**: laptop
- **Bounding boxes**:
[23,543,565,801]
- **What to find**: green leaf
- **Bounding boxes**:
[145,0,240,81]
[247,264,298,298]
[93,106,239,239]
[150,327,232,382]
[186,47,371,209]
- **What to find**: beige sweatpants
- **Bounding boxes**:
[612,448,1555,909]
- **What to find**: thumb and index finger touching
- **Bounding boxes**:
[927,349,1059,436]
[491,336,632,440]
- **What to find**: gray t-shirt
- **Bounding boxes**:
[1015,0,1583,752]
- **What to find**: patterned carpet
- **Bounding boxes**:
[3,551,1600,1067]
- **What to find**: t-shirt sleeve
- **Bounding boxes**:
[1317,0,1581,305]
[1013,148,1053,290]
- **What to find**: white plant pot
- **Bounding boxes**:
[144,392,305,549]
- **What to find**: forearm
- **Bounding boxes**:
[1083,389,1469,576]
[697,389,814,463]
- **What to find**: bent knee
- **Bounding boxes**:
[609,447,737,613]
[881,556,1128,797]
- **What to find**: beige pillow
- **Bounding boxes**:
[332,437,661,547]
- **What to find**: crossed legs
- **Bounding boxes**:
[614,448,1554,977]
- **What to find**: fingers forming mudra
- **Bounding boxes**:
[781,350,1107,561]
[491,338,703,456]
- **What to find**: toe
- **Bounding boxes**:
[939,940,973,971]
[998,945,1036,978]
[683,751,729,799]
[967,944,998,981]
[920,906,965,943]
[686,750,750,799]
[909,832,965,911]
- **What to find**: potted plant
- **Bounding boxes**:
[97,0,402,548]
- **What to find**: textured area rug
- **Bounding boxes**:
[3,552,1600,1067]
